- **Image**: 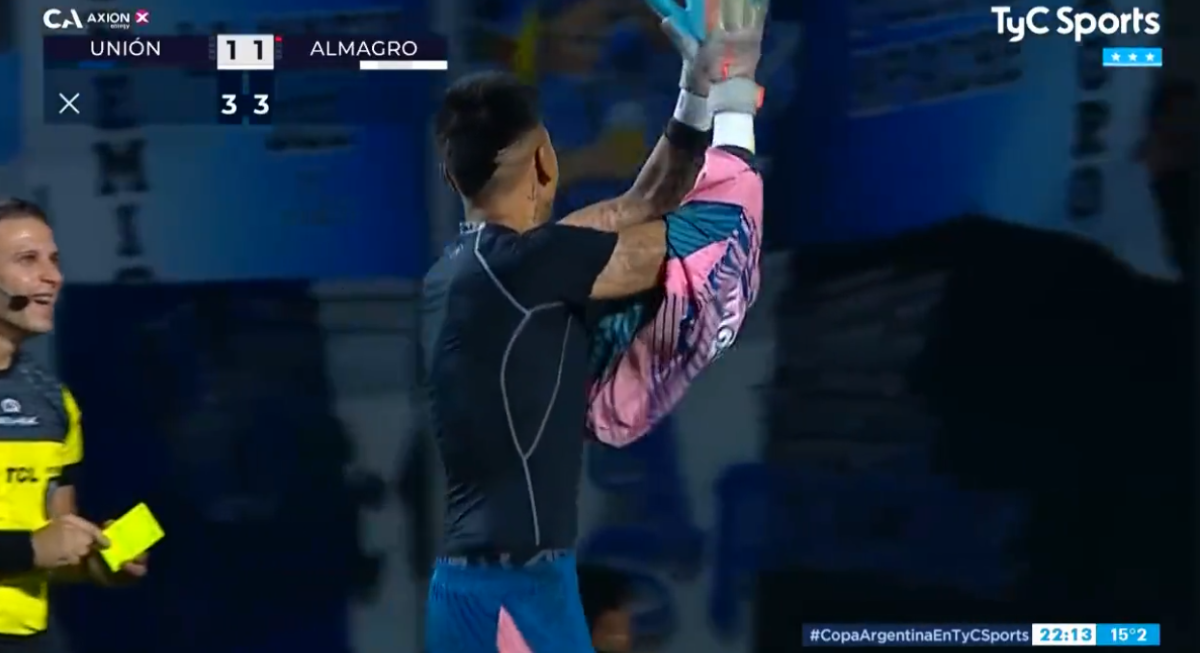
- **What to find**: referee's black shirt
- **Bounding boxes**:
[420,221,617,557]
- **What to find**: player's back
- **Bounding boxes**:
[419,222,617,558]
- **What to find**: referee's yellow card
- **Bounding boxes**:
[100,503,164,572]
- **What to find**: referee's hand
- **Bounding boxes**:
[31,515,109,569]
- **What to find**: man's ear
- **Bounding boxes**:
[533,142,553,187]
[442,163,460,193]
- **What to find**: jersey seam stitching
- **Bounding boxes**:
[474,226,568,548]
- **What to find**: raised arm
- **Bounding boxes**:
[562,12,765,300]
[559,13,719,233]
[560,102,710,234]
[586,16,768,445]
[584,105,763,301]
[588,221,668,299]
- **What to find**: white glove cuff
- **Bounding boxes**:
[709,78,761,115]
[713,113,755,154]
[673,90,711,131]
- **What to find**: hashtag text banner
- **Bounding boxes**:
[803,624,1033,647]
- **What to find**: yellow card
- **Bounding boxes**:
[100,503,164,572]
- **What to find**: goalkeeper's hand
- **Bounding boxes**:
[654,0,766,113]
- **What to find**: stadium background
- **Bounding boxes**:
[2,0,1197,651]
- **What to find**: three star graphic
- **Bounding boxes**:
[1110,52,1156,62]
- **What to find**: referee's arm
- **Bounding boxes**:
[46,387,112,585]
[0,387,88,578]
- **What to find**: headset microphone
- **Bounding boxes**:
[0,285,30,311]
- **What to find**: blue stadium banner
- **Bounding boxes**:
[0,4,19,185]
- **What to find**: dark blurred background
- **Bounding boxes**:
[3,0,1196,651]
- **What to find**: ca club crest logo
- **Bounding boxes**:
[42,8,84,30]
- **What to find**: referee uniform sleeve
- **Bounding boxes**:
[59,386,83,487]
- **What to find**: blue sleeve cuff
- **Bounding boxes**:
[0,531,34,576]
[59,462,81,487]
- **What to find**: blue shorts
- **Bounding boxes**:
[425,552,592,653]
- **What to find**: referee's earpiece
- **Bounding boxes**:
[0,280,30,310]
[0,287,29,311]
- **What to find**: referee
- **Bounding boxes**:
[0,199,147,653]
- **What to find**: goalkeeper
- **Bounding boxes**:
[421,2,767,651]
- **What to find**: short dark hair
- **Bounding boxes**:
[435,71,541,198]
[0,198,48,222]
[577,564,633,631]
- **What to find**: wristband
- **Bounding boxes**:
[713,113,755,154]
[672,90,711,131]
[59,461,81,487]
[709,78,762,115]
[0,531,34,576]
[665,119,710,156]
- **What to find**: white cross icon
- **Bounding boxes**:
[58,92,79,114]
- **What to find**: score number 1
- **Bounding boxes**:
[228,38,266,62]
[216,34,275,71]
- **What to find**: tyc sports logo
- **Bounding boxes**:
[991,6,1160,42]
[43,8,149,30]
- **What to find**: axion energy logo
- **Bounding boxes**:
[991,6,1160,42]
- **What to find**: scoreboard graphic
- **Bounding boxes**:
[44,33,448,124]
[29,8,444,282]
